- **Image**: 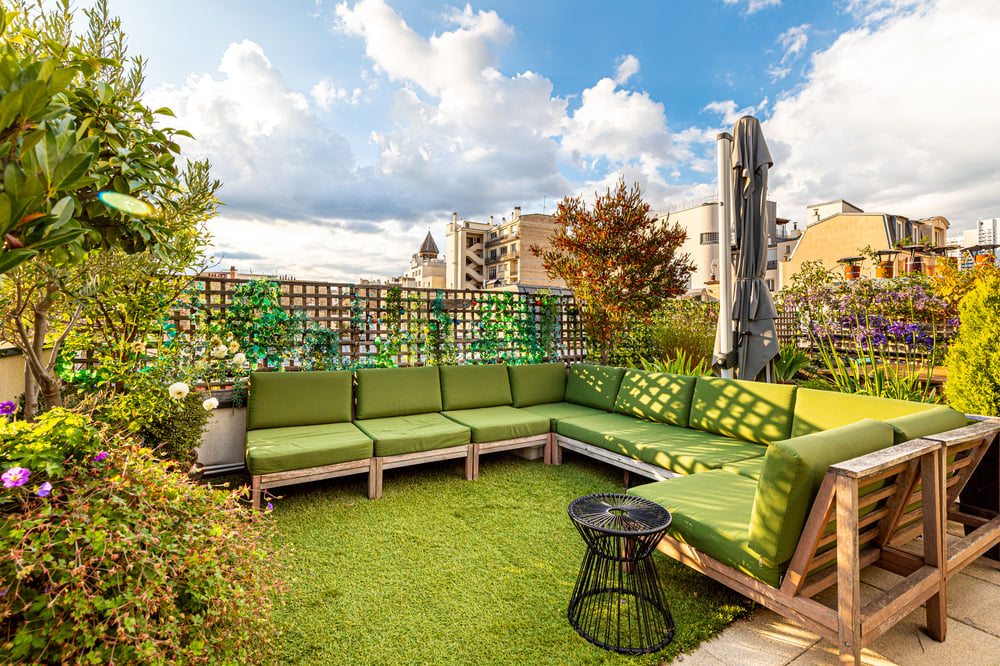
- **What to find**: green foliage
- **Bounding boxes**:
[0,1,201,273]
[0,410,284,664]
[637,349,710,376]
[471,291,562,364]
[225,279,295,369]
[811,337,941,403]
[606,300,717,369]
[945,276,1000,416]
[772,343,811,381]
[533,178,694,363]
[135,391,209,463]
[419,291,457,366]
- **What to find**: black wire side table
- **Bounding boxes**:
[567,493,674,655]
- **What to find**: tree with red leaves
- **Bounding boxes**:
[531,178,693,364]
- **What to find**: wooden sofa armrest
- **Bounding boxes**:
[829,438,939,479]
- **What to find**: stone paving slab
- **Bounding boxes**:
[679,554,1000,665]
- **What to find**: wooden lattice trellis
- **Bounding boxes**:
[168,277,587,368]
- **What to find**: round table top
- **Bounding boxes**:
[568,493,671,536]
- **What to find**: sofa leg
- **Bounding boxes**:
[552,438,563,465]
[623,470,631,490]
[466,443,480,481]
[369,457,383,499]
[543,433,553,465]
[252,475,262,511]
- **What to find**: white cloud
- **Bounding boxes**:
[311,78,362,109]
[723,0,781,15]
[764,0,1000,228]
[147,40,358,222]
[562,77,672,172]
[614,54,640,85]
[703,99,757,126]
[769,24,810,81]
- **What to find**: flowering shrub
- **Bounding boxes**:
[0,410,283,663]
[778,263,953,402]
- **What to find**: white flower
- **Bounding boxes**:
[129,340,145,354]
[228,341,240,354]
[232,352,247,366]
[202,397,219,411]
[211,344,228,359]
[168,382,190,399]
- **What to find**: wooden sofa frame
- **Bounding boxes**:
[551,420,1000,664]
[251,434,554,508]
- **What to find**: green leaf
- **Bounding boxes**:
[49,151,94,191]
[152,106,175,117]
[0,247,38,273]
[30,227,84,250]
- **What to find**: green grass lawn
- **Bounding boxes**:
[264,452,753,665]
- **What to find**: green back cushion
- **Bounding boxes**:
[508,363,567,407]
[564,364,626,411]
[791,388,938,438]
[355,366,442,419]
[613,369,697,427]
[882,405,967,444]
[439,364,512,411]
[748,418,895,565]
[689,377,797,444]
[247,371,352,430]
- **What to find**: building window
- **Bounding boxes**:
[766,279,775,290]
[489,267,497,279]
[489,250,496,261]
[500,246,507,255]
[766,259,777,270]
[700,232,719,245]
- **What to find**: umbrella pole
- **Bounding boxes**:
[715,132,735,379]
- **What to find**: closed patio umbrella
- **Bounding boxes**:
[730,115,779,381]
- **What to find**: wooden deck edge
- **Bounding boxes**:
[554,435,677,482]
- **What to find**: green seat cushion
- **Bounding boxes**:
[748,418,895,567]
[442,406,550,443]
[355,366,442,419]
[248,370,353,430]
[355,413,471,457]
[613,369,697,427]
[245,422,373,476]
[508,363,567,407]
[721,457,765,481]
[517,401,606,430]
[790,388,939,438]
[439,364,513,411]
[882,405,967,444]
[689,377,797,444]
[629,472,783,587]
[557,413,764,476]
[564,364,626,411]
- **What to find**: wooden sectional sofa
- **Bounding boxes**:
[244,361,1000,664]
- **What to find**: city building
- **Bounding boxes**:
[402,231,446,289]
[198,266,295,281]
[656,197,800,299]
[444,208,566,291]
[777,200,952,288]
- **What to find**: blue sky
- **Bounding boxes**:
[98,0,1000,280]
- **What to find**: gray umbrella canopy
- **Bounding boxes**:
[731,116,779,381]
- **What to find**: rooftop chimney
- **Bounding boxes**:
[453,212,458,224]
[229,266,236,279]
[513,206,521,221]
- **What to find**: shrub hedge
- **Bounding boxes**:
[0,410,283,664]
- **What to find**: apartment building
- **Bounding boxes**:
[778,200,952,287]
[657,197,798,299]
[445,207,566,291]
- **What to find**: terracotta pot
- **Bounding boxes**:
[876,262,894,278]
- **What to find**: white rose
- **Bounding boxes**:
[232,352,247,366]
[211,344,228,359]
[168,382,190,399]
[202,397,219,411]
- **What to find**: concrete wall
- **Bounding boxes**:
[0,349,53,405]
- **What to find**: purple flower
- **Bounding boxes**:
[266,501,274,512]
[36,481,52,498]
[0,401,14,416]
[2,467,30,488]
[93,451,108,462]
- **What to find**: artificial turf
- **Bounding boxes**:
[264,452,754,665]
